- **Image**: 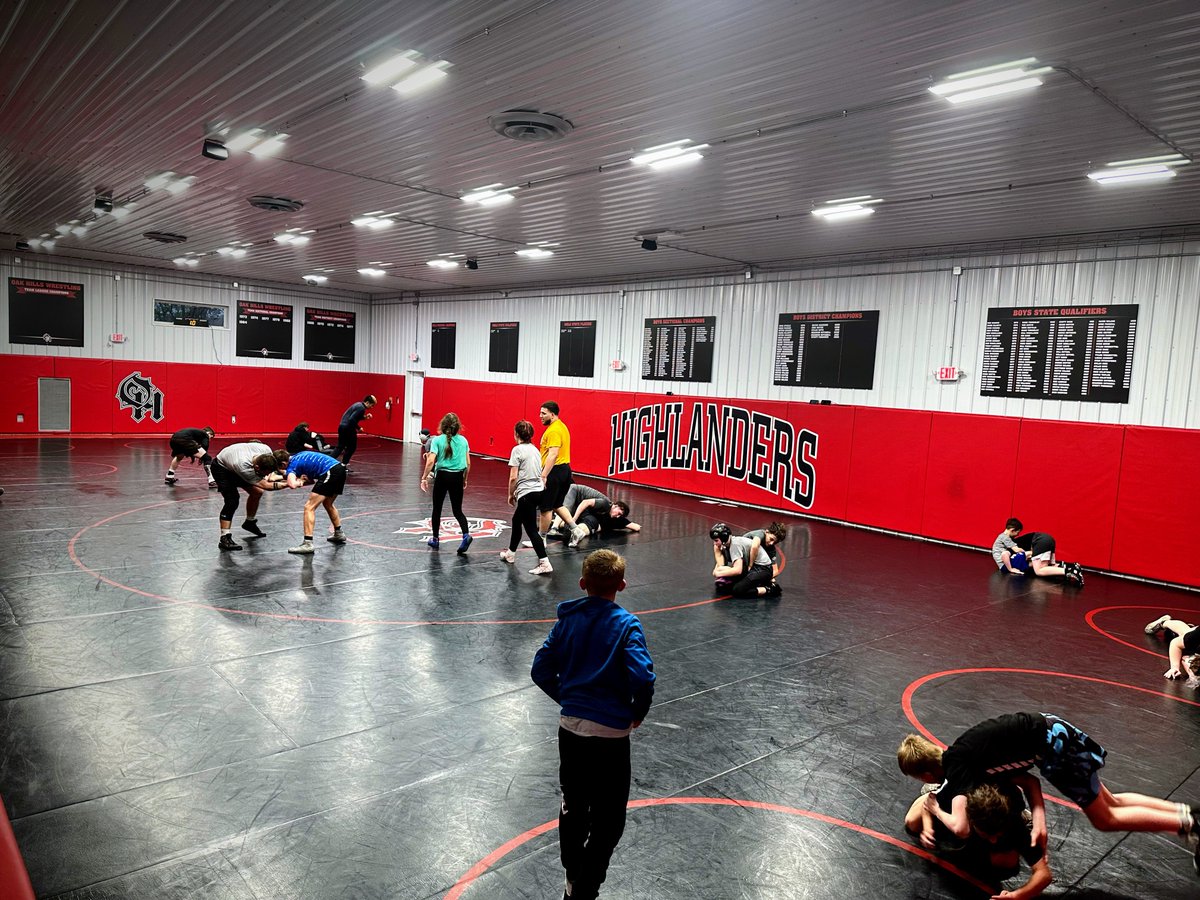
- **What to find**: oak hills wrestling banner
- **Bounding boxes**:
[609,401,818,508]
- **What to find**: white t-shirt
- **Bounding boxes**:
[508,443,544,499]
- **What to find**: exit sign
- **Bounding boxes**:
[936,366,960,381]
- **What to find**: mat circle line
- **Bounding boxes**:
[66,498,738,626]
[1084,604,1200,659]
[443,796,993,899]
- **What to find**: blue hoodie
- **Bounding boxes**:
[531,596,656,730]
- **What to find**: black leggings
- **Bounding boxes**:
[431,470,469,537]
[334,426,358,465]
[558,727,631,900]
[731,564,773,597]
[212,461,248,521]
[510,491,546,558]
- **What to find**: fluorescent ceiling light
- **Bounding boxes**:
[70,226,89,238]
[351,214,394,229]
[461,184,518,205]
[302,274,328,283]
[225,130,264,151]
[27,238,55,251]
[427,258,459,268]
[631,140,710,168]
[216,246,248,258]
[357,267,386,276]
[516,247,554,259]
[274,233,311,245]
[930,59,1051,104]
[362,51,420,85]
[144,172,195,194]
[173,257,199,267]
[1087,164,1177,185]
[1105,153,1189,167]
[248,135,287,157]
[143,172,175,191]
[54,224,72,235]
[392,61,451,95]
[225,129,288,156]
[107,203,136,219]
[813,196,882,220]
[164,176,196,194]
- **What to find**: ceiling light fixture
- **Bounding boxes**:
[26,238,56,251]
[357,267,386,276]
[362,50,452,95]
[216,246,249,259]
[427,258,459,269]
[1087,154,1190,185]
[144,172,196,194]
[224,128,289,157]
[173,256,200,267]
[812,195,883,220]
[930,58,1052,104]
[630,139,710,170]
[302,274,328,284]
[461,184,518,206]
[350,213,395,229]
[273,233,311,246]
[516,247,554,259]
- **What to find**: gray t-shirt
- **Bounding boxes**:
[992,532,1018,567]
[216,442,271,485]
[744,528,778,559]
[729,535,771,569]
[564,483,609,516]
[508,443,544,499]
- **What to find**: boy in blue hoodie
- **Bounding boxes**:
[532,549,656,900]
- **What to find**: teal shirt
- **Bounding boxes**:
[429,433,470,472]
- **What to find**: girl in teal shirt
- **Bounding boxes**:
[420,412,473,552]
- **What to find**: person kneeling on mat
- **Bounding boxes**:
[710,523,780,598]
[1144,615,1200,686]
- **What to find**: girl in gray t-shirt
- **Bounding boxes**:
[503,420,551,573]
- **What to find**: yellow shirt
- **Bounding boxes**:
[540,418,570,466]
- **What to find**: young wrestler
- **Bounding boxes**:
[283,451,347,555]
[531,550,656,900]
[420,412,473,554]
[502,419,551,575]
[1013,530,1084,586]
[330,394,376,469]
[744,522,787,577]
[561,485,641,548]
[1144,615,1200,684]
[210,444,289,551]
[165,426,216,487]
[710,523,781,598]
[992,518,1026,575]
[898,712,1200,875]
[284,421,330,455]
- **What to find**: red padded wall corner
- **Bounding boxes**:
[0,354,54,434]
[844,407,934,532]
[1111,426,1200,587]
[216,365,265,436]
[785,401,855,521]
[920,412,1021,547]
[164,363,218,437]
[0,795,35,900]
[1012,419,1123,570]
[53,357,113,433]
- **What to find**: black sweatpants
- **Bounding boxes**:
[730,563,773,597]
[334,426,358,466]
[211,461,250,521]
[559,727,631,900]
[509,490,547,558]
[431,469,469,537]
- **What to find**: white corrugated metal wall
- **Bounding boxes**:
[0,253,373,371]
[372,238,1200,430]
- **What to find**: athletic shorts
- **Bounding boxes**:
[539,464,573,512]
[1183,627,1200,654]
[1026,533,1056,559]
[170,438,202,457]
[312,463,346,497]
[1037,713,1106,807]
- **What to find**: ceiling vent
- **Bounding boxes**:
[247,195,305,212]
[143,231,187,244]
[488,110,574,142]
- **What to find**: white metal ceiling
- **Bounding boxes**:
[1,0,1197,294]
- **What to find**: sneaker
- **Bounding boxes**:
[164,474,178,485]
[568,524,589,548]
[457,534,473,555]
[241,520,266,538]
[288,542,315,555]
[327,531,347,544]
[1145,614,1171,635]
[764,582,783,598]
[427,537,440,549]
[1069,564,1085,587]
[218,534,243,552]
[529,559,553,575]
[499,549,516,563]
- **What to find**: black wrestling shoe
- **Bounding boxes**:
[218,534,243,552]
[241,520,266,538]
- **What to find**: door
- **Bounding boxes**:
[404,370,424,443]
[38,377,70,431]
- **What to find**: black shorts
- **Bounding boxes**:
[311,463,346,497]
[170,438,202,457]
[539,464,573,512]
[1183,627,1200,654]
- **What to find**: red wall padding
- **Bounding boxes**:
[0,355,401,442]
[0,795,34,900]
[424,376,1197,588]
[1111,426,1200,586]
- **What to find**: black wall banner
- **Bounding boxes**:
[559,320,597,377]
[304,307,356,364]
[641,316,715,382]
[979,304,1138,403]
[8,277,85,346]
[431,322,457,369]
[774,310,879,389]
[489,321,519,373]
[236,300,293,359]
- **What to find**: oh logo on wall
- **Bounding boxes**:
[116,370,165,423]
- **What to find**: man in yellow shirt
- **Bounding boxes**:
[538,401,574,539]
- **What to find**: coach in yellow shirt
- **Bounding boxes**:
[538,400,573,538]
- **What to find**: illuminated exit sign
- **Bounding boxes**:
[936,366,960,381]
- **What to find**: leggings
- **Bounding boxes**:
[731,564,773,597]
[334,426,358,466]
[558,727,631,900]
[212,461,248,521]
[510,491,546,558]
[431,469,469,537]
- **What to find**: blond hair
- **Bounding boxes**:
[897,733,943,777]
[582,549,626,596]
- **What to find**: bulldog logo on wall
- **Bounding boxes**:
[115,370,165,423]
[394,518,509,541]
